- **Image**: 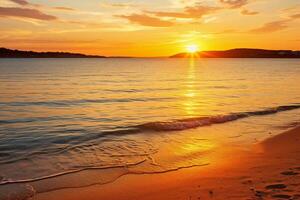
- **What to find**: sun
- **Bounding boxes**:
[186,44,199,53]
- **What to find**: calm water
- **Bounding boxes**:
[0,58,299,193]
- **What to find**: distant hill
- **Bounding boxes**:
[0,48,106,58]
[2,47,300,59]
[171,48,300,58]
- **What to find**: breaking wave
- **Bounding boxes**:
[135,104,300,131]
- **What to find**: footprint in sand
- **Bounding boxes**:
[241,179,253,185]
[271,194,291,199]
[281,171,299,176]
[254,190,267,198]
[208,190,214,198]
[265,184,287,190]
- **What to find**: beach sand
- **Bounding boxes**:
[34,126,300,200]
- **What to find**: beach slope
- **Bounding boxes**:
[35,126,300,200]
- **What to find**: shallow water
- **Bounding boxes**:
[0,58,299,194]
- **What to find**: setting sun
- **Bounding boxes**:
[186,45,199,53]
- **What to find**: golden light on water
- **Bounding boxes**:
[182,58,198,116]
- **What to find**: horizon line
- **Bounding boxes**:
[1,47,300,58]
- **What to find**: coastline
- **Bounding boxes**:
[34,126,300,200]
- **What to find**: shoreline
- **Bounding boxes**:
[33,126,300,200]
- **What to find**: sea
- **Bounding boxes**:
[0,58,299,198]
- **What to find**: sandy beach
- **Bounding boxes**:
[1,1,300,199]
[33,126,300,200]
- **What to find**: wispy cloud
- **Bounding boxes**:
[290,13,300,19]
[117,14,174,27]
[282,4,300,13]
[53,7,75,11]
[249,20,289,33]
[9,0,29,6]
[6,0,75,14]
[0,7,57,20]
[249,11,300,34]
[148,4,220,19]
[241,9,259,15]
[100,2,138,9]
[219,0,248,8]
[7,0,40,8]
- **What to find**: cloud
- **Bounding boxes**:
[282,4,300,12]
[148,4,220,19]
[9,0,29,6]
[117,14,174,27]
[219,0,248,8]
[249,20,289,33]
[101,2,135,8]
[290,13,300,19]
[241,9,259,15]
[170,0,198,8]
[116,2,222,27]
[249,12,300,34]
[0,7,57,20]
[8,0,75,13]
[53,6,75,11]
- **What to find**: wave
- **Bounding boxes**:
[1,103,299,133]
[35,163,210,195]
[0,159,147,186]
[136,104,300,131]
[0,163,210,200]
[1,103,298,185]
[46,103,298,137]
[0,103,299,198]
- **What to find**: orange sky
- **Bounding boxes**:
[0,0,300,57]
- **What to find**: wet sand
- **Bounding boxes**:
[34,126,300,200]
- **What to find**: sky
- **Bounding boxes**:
[0,0,300,57]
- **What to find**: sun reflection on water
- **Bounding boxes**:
[182,57,199,116]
